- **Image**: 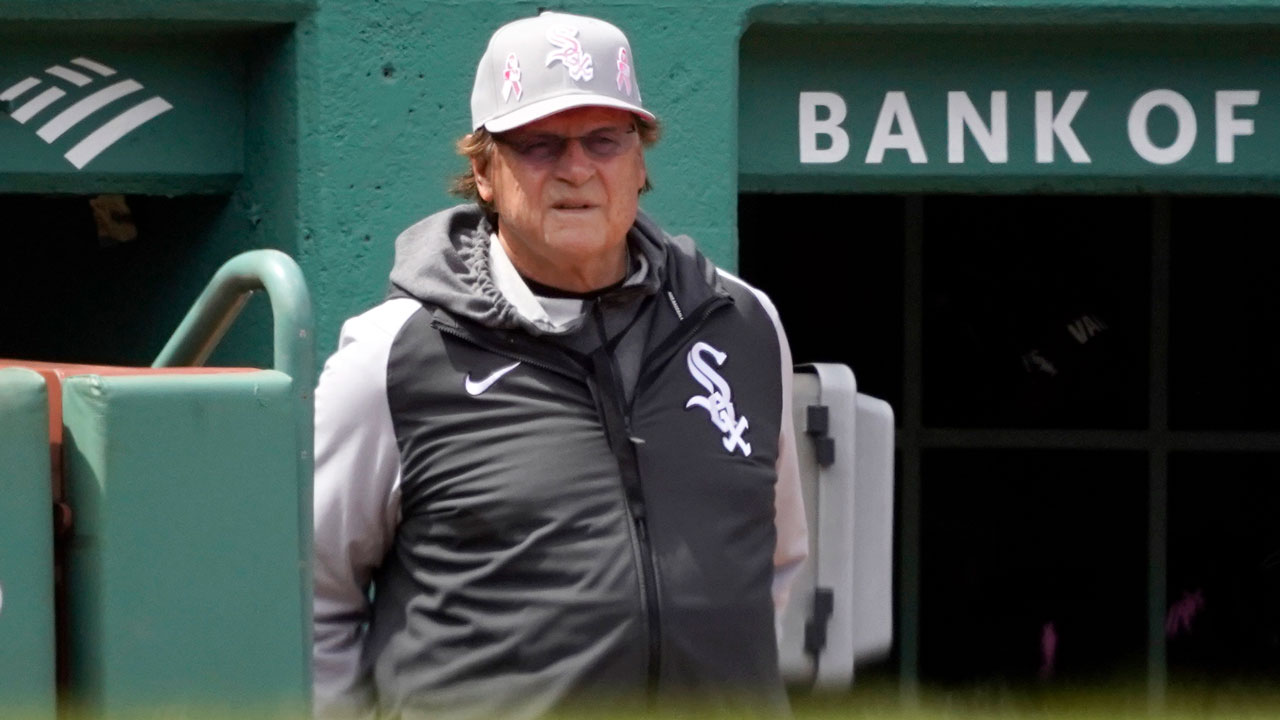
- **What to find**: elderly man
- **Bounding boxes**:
[312,11,807,719]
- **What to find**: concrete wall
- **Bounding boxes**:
[5,0,1280,363]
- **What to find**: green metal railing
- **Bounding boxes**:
[153,249,314,385]
[152,249,315,681]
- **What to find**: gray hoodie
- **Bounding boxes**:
[313,205,808,719]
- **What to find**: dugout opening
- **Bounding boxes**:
[738,193,1280,688]
[0,193,273,367]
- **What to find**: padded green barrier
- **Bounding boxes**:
[0,368,56,720]
[60,370,307,718]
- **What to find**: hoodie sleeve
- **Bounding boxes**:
[313,298,419,718]
[768,308,808,616]
[756,291,809,616]
[714,271,810,619]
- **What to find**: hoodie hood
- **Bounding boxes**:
[388,203,714,335]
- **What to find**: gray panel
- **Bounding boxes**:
[781,364,896,689]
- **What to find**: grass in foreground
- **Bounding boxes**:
[16,680,1280,719]
[790,678,1280,719]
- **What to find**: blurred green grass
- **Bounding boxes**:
[788,679,1280,719]
[16,681,1280,719]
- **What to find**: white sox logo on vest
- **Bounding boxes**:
[684,341,752,457]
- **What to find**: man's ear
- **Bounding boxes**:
[472,156,494,203]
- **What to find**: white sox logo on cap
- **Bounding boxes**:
[545,26,594,81]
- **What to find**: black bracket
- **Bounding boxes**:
[804,587,835,655]
[805,404,835,467]
[1,98,14,116]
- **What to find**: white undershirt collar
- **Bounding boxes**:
[488,233,648,330]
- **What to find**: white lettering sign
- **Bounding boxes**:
[1129,89,1197,165]
[1035,90,1091,164]
[798,91,849,164]
[1216,90,1259,163]
[866,91,927,164]
[948,91,1007,163]
[794,88,1262,168]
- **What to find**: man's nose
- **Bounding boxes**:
[554,138,595,184]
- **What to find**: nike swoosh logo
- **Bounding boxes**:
[464,361,521,396]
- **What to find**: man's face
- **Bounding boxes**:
[473,106,648,291]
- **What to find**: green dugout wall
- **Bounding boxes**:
[5,0,1280,707]
[6,0,1280,356]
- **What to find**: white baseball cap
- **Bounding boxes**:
[470,11,655,132]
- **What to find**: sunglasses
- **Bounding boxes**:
[495,126,638,165]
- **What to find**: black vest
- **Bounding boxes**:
[366,246,787,719]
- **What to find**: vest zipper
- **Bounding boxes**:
[588,300,663,698]
[605,292,732,691]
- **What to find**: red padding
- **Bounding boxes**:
[0,360,257,498]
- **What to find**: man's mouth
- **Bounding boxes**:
[552,202,595,210]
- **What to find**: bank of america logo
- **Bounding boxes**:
[1,57,173,170]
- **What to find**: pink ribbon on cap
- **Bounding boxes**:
[616,47,633,97]
[502,52,522,101]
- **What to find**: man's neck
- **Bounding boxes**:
[520,273,627,300]
[496,231,627,293]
